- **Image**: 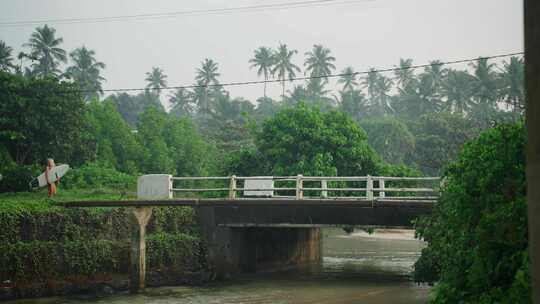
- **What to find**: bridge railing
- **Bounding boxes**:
[168,175,440,201]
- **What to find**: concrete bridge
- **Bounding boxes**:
[65,174,439,293]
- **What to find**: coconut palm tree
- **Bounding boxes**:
[286,85,308,106]
[373,73,394,116]
[442,70,476,115]
[65,46,106,101]
[362,68,379,102]
[467,58,499,126]
[169,88,193,117]
[304,44,336,81]
[272,43,301,99]
[195,58,220,114]
[499,56,525,118]
[362,69,393,116]
[470,57,498,105]
[306,78,332,107]
[249,46,274,98]
[337,66,358,92]
[23,25,66,77]
[337,89,368,121]
[145,67,167,97]
[196,58,220,86]
[394,73,440,119]
[0,41,15,72]
[394,58,416,91]
[423,60,446,96]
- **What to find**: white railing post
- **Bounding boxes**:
[321,179,328,198]
[229,175,237,199]
[296,174,303,200]
[366,175,374,200]
[379,178,385,198]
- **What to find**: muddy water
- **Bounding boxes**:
[12,228,430,304]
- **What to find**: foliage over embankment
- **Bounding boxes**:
[0,190,204,283]
[414,122,530,303]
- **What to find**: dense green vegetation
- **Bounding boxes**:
[0,187,203,284]
[0,25,529,302]
[414,123,529,303]
[0,26,524,178]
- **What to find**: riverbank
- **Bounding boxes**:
[0,189,207,301]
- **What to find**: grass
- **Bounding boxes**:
[0,187,136,213]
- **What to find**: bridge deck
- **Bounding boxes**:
[63,198,435,208]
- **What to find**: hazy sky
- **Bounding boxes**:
[0,0,523,108]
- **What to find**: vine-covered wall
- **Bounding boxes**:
[0,196,204,285]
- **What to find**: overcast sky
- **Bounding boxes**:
[0,0,523,109]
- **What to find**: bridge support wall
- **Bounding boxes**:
[197,206,322,278]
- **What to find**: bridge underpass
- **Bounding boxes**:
[65,174,439,293]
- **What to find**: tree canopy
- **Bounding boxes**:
[228,103,381,177]
[414,122,529,303]
[0,72,88,166]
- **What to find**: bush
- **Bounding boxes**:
[413,122,530,303]
[61,163,136,190]
[0,164,42,193]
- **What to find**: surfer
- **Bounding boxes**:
[45,158,58,197]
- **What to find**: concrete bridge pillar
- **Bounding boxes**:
[129,174,171,293]
[129,207,152,293]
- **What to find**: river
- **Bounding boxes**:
[11,228,430,304]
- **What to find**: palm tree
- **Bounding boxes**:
[272,43,301,99]
[23,25,66,77]
[338,66,358,92]
[65,46,106,101]
[373,73,394,116]
[195,58,220,114]
[394,58,416,91]
[304,44,336,82]
[249,46,274,98]
[337,89,368,121]
[468,58,499,126]
[470,58,498,105]
[286,85,308,106]
[442,70,476,115]
[0,41,15,72]
[394,74,439,119]
[408,60,446,112]
[361,69,393,116]
[306,78,332,108]
[423,60,446,96]
[362,68,379,102]
[168,88,193,117]
[145,67,167,97]
[499,56,525,118]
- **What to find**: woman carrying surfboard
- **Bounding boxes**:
[28,159,70,194]
[45,158,58,197]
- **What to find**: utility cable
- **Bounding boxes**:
[0,0,372,27]
[4,51,524,94]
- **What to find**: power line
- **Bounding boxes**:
[6,51,524,95]
[0,0,372,27]
[97,51,525,94]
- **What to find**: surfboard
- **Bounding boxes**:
[31,164,70,188]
